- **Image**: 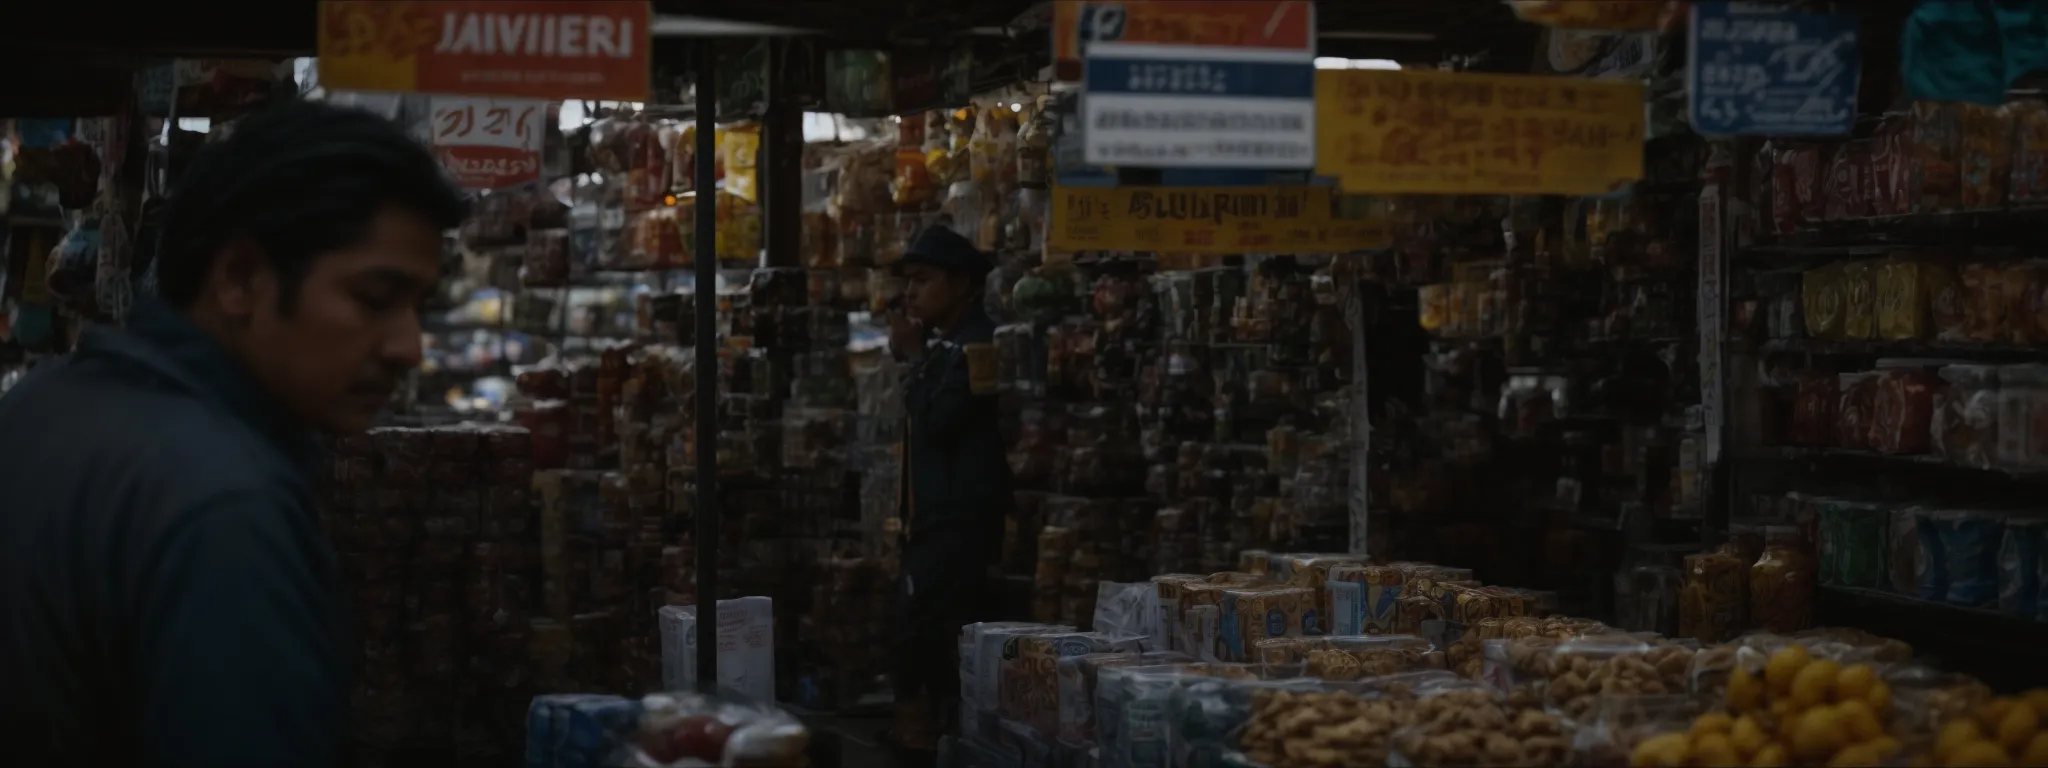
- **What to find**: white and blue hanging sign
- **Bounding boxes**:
[1082,43,1317,170]
[1688,2,1861,136]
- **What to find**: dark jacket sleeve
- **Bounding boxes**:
[134,491,346,768]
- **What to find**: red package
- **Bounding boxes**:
[1793,373,1840,446]
[1837,372,1879,450]
[1906,102,1962,214]
[2012,101,2048,204]
[1866,119,1900,216]
[1872,367,1940,454]
[1755,141,1779,225]
[1825,142,1870,221]
[514,399,570,469]
[1792,145,1828,225]
[1772,146,1803,234]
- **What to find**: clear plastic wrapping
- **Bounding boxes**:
[1256,635,1445,681]
[1997,364,2048,470]
[1539,636,1694,722]
[2007,517,2048,619]
[1098,663,1258,768]
[1930,509,2005,607]
[1818,499,1888,589]
[1934,364,2001,469]
[1569,694,1708,768]
[1056,651,1190,746]
[1388,687,1572,768]
[625,691,809,767]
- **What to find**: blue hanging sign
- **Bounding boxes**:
[1688,2,1861,136]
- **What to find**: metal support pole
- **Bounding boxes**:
[692,41,721,696]
[760,38,803,269]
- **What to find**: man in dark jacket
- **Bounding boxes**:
[0,100,466,767]
[883,226,1010,759]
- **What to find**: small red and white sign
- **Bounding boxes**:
[430,96,546,190]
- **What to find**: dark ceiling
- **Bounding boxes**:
[0,0,1531,61]
[0,0,1539,115]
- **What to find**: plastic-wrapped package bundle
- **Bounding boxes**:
[1998,516,2045,618]
[1929,509,2006,607]
[525,693,645,768]
[1097,663,1258,768]
[1055,651,1191,747]
[1326,563,1407,636]
[1254,634,1446,681]
[622,691,810,767]
[1214,585,1314,662]
[1172,676,1327,768]
[999,632,1147,738]
[958,622,1073,739]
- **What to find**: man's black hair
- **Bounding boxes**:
[156,98,469,311]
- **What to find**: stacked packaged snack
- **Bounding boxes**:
[324,425,537,760]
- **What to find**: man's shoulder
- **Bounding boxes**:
[0,357,297,502]
[952,313,998,345]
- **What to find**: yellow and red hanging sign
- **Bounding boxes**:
[1049,0,1316,81]
[1314,68,1645,196]
[1048,185,1390,254]
[318,1,651,101]
[1507,1,1674,32]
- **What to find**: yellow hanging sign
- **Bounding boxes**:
[1048,185,1391,254]
[1315,69,1645,196]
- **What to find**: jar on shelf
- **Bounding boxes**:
[1724,521,1767,567]
[1750,525,1815,633]
[1680,550,1748,643]
[1629,544,1693,638]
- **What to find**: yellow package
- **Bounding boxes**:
[717,123,761,203]
[1418,284,1449,331]
[1841,261,1877,339]
[1876,256,1958,340]
[1803,263,1847,339]
[1216,586,1310,662]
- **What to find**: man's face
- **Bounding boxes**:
[901,262,967,325]
[236,207,442,434]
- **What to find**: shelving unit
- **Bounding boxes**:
[1708,106,2048,688]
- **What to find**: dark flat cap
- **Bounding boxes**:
[895,225,992,277]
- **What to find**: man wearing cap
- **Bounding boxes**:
[883,226,1008,760]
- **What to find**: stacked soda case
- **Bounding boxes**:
[323,424,538,763]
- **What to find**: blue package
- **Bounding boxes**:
[1915,510,1949,601]
[1936,510,2005,607]
[2001,518,2046,618]
[525,694,643,768]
